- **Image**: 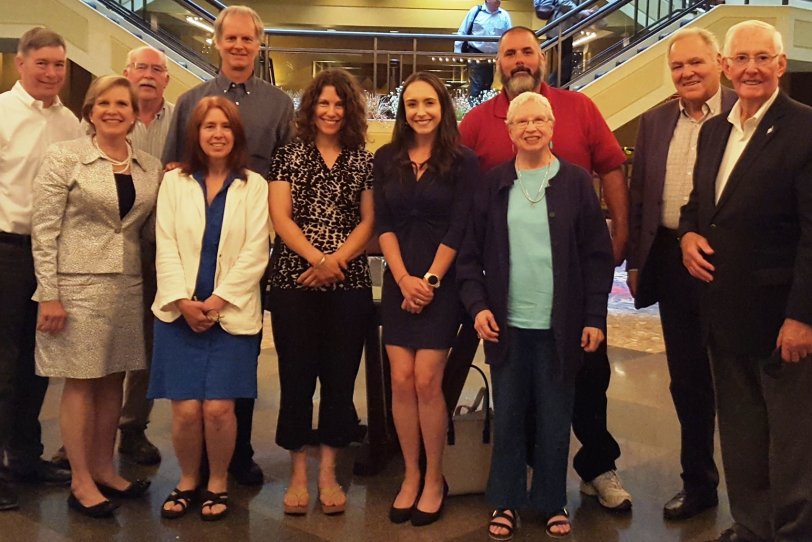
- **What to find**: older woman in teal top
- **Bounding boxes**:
[457,92,613,540]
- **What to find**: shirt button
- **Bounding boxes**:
[114,227,121,233]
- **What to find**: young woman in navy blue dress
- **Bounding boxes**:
[373,72,478,526]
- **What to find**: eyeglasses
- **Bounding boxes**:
[509,117,553,129]
[131,63,167,74]
[725,54,778,67]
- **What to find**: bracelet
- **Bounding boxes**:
[315,254,326,268]
[396,274,408,285]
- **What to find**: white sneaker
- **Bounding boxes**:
[580,470,632,511]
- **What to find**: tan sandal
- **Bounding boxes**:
[283,486,310,515]
[318,485,346,515]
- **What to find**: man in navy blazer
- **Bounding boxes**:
[627,27,736,521]
[680,20,812,542]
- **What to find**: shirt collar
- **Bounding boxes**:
[678,86,722,120]
[12,80,66,111]
[192,169,239,194]
[214,71,259,95]
[155,100,169,120]
[727,87,780,132]
[482,2,502,14]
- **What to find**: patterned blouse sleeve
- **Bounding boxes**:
[441,147,479,250]
[360,150,374,191]
[267,141,293,183]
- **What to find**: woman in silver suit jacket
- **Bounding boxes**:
[31,75,161,518]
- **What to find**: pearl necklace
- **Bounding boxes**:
[93,137,132,172]
[516,162,552,207]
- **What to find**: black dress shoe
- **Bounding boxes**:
[97,479,150,499]
[228,460,264,486]
[67,493,119,518]
[118,430,161,466]
[663,489,718,520]
[0,480,19,511]
[8,459,71,486]
[411,478,448,527]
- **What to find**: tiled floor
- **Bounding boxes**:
[0,271,731,541]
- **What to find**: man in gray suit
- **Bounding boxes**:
[627,27,736,521]
[680,20,812,542]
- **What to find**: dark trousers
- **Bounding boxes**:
[648,228,718,494]
[271,288,372,451]
[468,61,494,103]
[488,328,573,514]
[710,345,812,542]
[120,245,156,433]
[444,321,620,483]
[0,236,49,470]
[571,341,620,482]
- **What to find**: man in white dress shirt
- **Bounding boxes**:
[0,26,82,511]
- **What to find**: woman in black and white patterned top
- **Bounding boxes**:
[267,68,374,516]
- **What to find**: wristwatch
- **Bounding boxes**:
[423,272,441,288]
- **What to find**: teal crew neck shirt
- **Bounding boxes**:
[507,159,560,329]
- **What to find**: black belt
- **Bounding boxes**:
[0,231,31,246]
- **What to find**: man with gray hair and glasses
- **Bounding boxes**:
[627,26,736,521]
[163,4,293,486]
[680,20,812,542]
[0,26,80,511]
[120,45,175,464]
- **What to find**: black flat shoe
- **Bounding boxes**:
[97,479,150,499]
[411,478,448,527]
[67,492,118,518]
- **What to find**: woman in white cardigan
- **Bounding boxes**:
[148,96,269,521]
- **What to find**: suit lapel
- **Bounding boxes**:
[714,94,787,214]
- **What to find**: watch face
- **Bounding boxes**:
[427,274,439,286]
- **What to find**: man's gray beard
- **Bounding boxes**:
[501,70,542,98]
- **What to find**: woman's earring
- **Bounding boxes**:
[549,140,554,150]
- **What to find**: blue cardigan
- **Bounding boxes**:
[456,158,614,379]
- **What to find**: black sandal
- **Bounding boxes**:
[488,508,519,541]
[545,508,571,538]
[200,490,229,521]
[161,487,195,519]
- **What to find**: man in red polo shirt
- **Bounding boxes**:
[459,25,632,514]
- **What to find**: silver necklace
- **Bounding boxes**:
[92,136,132,171]
[516,164,551,206]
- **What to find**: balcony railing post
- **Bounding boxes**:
[373,37,378,94]
[412,38,418,78]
